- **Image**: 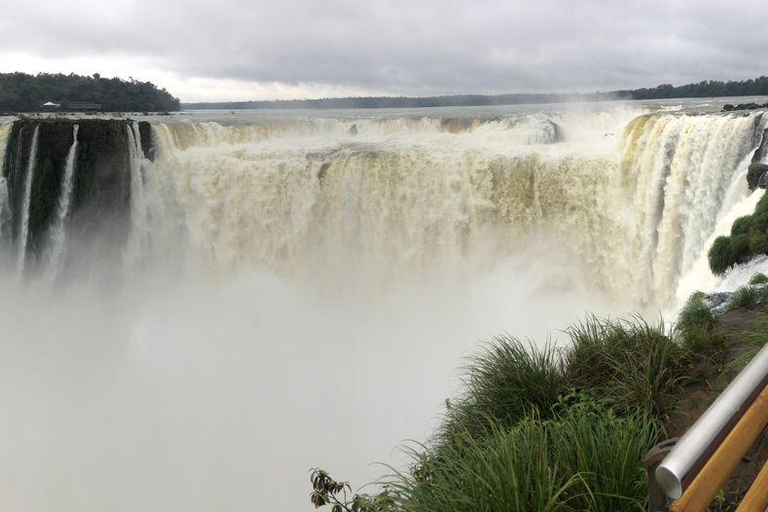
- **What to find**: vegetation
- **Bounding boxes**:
[310,469,395,512]
[312,315,697,512]
[387,400,659,512]
[728,285,768,311]
[565,316,687,419]
[623,76,768,100]
[439,336,567,441]
[0,72,180,113]
[676,292,719,352]
[709,191,768,275]
[310,219,768,512]
[727,316,768,373]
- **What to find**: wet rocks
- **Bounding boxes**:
[747,163,768,190]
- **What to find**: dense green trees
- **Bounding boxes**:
[0,72,181,113]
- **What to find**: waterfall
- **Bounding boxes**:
[17,125,39,274]
[125,122,152,267]
[45,124,79,279]
[0,111,762,308]
[0,124,11,239]
[144,111,761,308]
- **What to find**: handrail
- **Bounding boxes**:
[669,384,768,511]
[656,341,768,499]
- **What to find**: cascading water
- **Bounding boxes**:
[0,106,765,512]
[17,124,39,274]
[142,110,762,309]
[0,123,11,240]
[126,122,152,267]
[45,124,79,279]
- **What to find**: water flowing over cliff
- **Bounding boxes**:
[3,109,760,308]
[0,108,765,512]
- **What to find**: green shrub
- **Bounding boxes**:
[750,273,768,285]
[441,336,567,440]
[729,285,768,311]
[731,234,752,263]
[708,191,768,275]
[391,401,659,512]
[677,292,716,332]
[750,234,768,255]
[731,216,753,236]
[676,292,718,352]
[565,315,687,419]
[709,236,734,275]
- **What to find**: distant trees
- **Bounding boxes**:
[618,76,768,100]
[0,72,181,113]
[184,75,768,111]
[183,93,601,111]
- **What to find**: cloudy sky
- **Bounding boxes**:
[1,0,767,102]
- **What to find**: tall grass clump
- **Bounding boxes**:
[391,400,660,512]
[311,315,692,512]
[565,315,688,419]
[676,291,718,352]
[728,285,768,311]
[750,273,768,285]
[726,315,768,375]
[441,335,567,440]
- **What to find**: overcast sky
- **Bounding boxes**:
[1,0,767,102]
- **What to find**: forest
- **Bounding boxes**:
[0,72,181,113]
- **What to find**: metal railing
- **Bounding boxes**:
[647,342,768,511]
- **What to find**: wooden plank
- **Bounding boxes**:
[736,457,768,512]
[671,385,768,512]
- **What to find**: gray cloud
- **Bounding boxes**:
[1,0,768,101]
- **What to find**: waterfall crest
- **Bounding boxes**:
[0,111,764,308]
[144,112,762,308]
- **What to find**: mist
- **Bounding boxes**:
[0,240,624,511]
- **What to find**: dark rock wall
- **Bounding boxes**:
[1,118,155,272]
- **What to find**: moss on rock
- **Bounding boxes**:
[709,191,768,275]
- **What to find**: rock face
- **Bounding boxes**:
[748,163,768,190]
[723,103,768,112]
[753,127,768,162]
[1,117,154,273]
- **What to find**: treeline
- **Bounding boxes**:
[620,76,768,100]
[0,72,181,113]
[184,92,619,110]
[185,75,768,110]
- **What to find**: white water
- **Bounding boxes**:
[17,125,39,275]
[125,122,153,268]
[716,255,768,292]
[0,124,11,240]
[0,105,765,511]
[144,111,759,309]
[45,124,79,279]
